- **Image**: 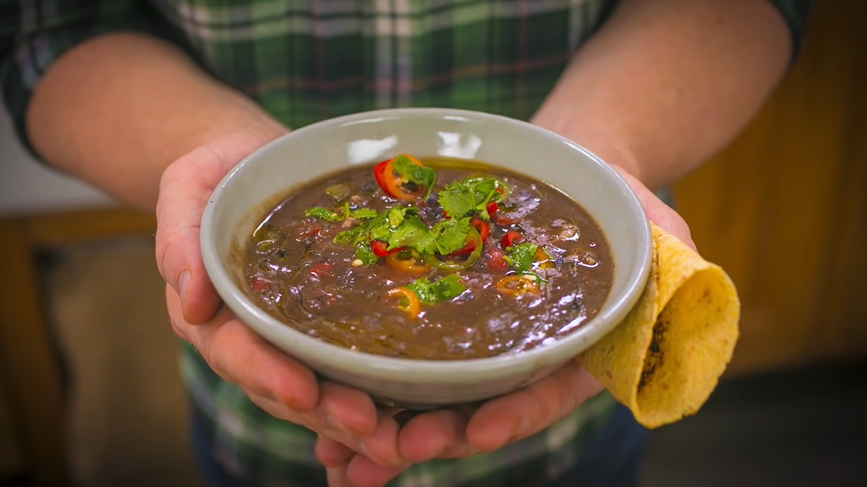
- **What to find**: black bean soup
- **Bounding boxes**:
[242,155,613,360]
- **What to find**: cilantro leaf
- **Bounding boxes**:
[437,183,475,219]
[428,274,467,301]
[355,243,379,265]
[369,207,409,242]
[386,215,431,252]
[406,274,466,305]
[392,155,436,196]
[334,207,415,248]
[333,228,361,246]
[430,217,472,255]
[305,207,342,221]
[503,243,538,273]
[350,208,378,219]
[334,209,388,246]
[438,176,509,219]
[308,203,377,222]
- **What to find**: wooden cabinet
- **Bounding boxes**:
[672,0,867,375]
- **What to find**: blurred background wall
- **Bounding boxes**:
[0,1,865,486]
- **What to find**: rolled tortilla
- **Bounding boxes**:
[578,223,740,428]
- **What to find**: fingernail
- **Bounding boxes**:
[178,270,191,302]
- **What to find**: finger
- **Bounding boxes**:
[165,285,192,342]
[399,409,473,462]
[319,382,379,437]
[356,410,402,467]
[316,435,356,468]
[326,465,350,487]
[466,362,603,451]
[169,290,319,411]
[240,381,384,456]
[344,454,407,487]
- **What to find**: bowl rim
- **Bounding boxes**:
[200,107,651,383]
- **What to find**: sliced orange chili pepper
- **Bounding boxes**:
[534,247,555,269]
[385,248,432,275]
[495,275,540,296]
[372,154,426,201]
[384,287,421,319]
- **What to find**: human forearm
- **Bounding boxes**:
[532,0,791,189]
[26,33,288,212]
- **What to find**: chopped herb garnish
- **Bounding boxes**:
[388,215,433,252]
[305,207,342,222]
[308,205,378,222]
[350,208,378,219]
[503,243,538,273]
[429,217,472,255]
[392,154,436,198]
[334,206,474,258]
[406,274,466,304]
[354,243,379,266]
[325,183,351,201]
[334,207,409,246]
[438,176,507,220]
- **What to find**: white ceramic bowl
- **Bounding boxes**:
[201,108,651,408]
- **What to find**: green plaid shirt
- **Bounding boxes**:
[1,1,811,486]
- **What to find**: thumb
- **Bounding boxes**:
[155,134,273,323]
[609,165,696,252]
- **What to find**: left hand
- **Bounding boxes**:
[316,164,695,487]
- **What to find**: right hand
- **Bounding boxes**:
[154,131,404,467]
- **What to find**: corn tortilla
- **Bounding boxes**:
[578,223,740,428]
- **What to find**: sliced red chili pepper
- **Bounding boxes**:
[248,276,269,293]
[310,260,333,278]
[298,221,321,239]
[373,159,393,197]
[485,248,508,272]
[449,217,489,256]
[423,226,484,271]
[501,230,522,249]
[474,218,490,242]
[493,214,516,225]
[486,201,498,215]
[370,240,403,258]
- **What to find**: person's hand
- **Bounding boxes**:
[154,131,405,465]
[316,164,695,487]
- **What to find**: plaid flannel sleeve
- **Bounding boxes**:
[0,0,194,160]
[766,0,815,63]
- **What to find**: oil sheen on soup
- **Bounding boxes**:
[243,155,613,360]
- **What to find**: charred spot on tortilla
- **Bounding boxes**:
[638,317,668,393]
